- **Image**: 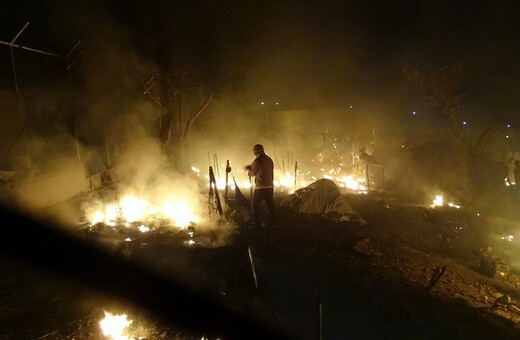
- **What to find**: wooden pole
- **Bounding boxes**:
[209,166,223,216]
[225,160,230,203]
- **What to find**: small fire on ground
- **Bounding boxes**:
[99,311,132,340]
[80,193,203,247]
[429,195,462,209]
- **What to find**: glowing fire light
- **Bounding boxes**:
[430,195,461,209]
[138,225,150,233]
[191,158,371,196]
[119,195,148,222]
[163,200,197,227]
[447,202,461,209]
[432,195,444,207]
[336,175,367,193]
[99,311,132,340]
[85,194,200,229]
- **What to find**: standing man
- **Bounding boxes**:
[244,144,276,228]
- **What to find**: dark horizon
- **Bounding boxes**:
[0,1,519,125]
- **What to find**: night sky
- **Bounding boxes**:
[1,0,520,124]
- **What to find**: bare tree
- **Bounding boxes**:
[143,65,214,172]
[406,67,495,205]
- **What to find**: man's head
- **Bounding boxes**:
[253,144,264,157]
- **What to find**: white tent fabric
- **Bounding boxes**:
[282,178,357,216]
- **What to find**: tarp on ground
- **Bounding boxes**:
[281,178,357,216]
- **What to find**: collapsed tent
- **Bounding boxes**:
[281,179,358,218]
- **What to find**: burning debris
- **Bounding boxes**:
[77,190,207,252]
[191,140,384,198]
[83,194,201,229]
[429,194,462,210]
[99,311,132,340]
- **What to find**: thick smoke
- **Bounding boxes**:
[1,1,515,236]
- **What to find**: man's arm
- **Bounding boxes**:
[244,164,255,177]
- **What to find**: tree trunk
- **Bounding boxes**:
[159,71,184,171]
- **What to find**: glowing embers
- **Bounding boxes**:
[335,174,368,193]
[501,235,514,242]
[99,311,132,340]
[429,194,461,209]
[84,194,200,229]
[184,225,197,246]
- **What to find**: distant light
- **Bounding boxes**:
[507,124,512,128]
[412,111,416,115]
[349,105,353,109]
[401,145,405,148]
[462,121,467,125]
[506,135,510,139]
[275,102,279,105]
[261,101,265,105]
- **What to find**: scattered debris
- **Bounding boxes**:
[425,265,447,292]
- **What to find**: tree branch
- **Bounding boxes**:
[181,92,214,142]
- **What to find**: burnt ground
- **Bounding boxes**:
[2,192,520,339]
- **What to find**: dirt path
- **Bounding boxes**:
[239,198,520,339]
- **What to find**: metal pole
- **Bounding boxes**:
[9,22,31,93]
[248,246,258,289]
[317,291,323,340]
[0,40,62,57]
[10,46,19,94]
[8,22,30,168]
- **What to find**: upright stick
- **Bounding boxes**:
[294,161,298,190]
[209,166,223,216]
[224,160,230,203]
[248,246,258,289]
[317,291,323,340]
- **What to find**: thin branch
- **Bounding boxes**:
[181,92,214,141]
